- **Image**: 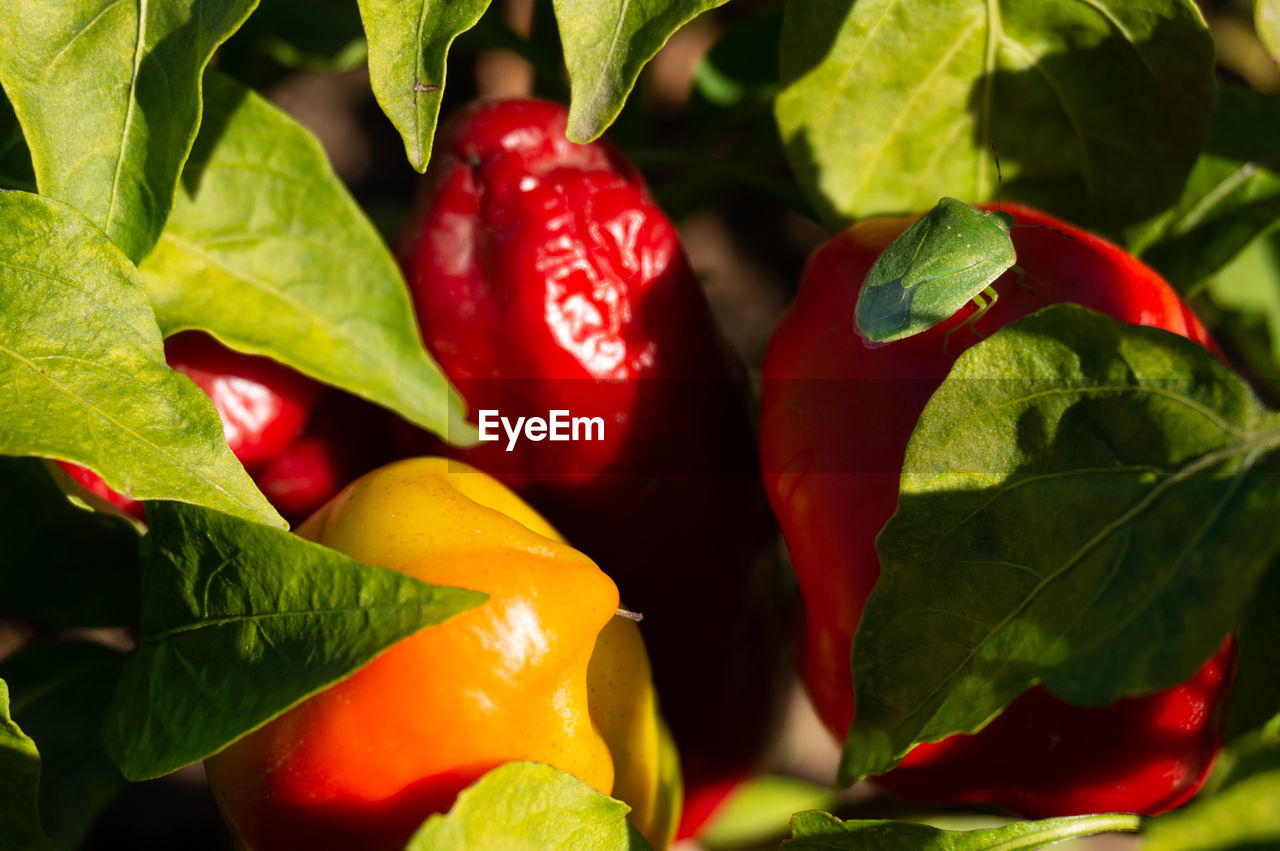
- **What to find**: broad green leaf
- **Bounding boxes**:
[553,0,728,143]
[785,811,1140,850]
[1143,735,1280,849]
[842,305,1280,783]
[406,762,651,851]
[0,191,282,527]
[357,0,490,172]
[0,458,140,627]
[1259,0,1280,63]
[103,501,486,781]
[0,0,258,261]
[139,72,473,444]
[2,641,127,849]
[700,775,835,850]
[777,0,1214,233]
[0,680,56,851]
[1131,85,1280,292]
[0,89,34,193]
[1227,561,1280,742]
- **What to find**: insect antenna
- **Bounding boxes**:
[990,142,1075,241]
[1011,222,1076,241]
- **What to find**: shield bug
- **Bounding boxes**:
[854,197,1017,345]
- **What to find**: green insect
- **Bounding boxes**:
[854,197,1018,345]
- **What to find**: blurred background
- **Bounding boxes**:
[4,0,1277,847]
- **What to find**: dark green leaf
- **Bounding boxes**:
[843,305,1280,783]
[103,501,487,781]
[0,458,139,626]
[138,72,473,444]
[1143,734,1280,849]
[785,811,1139,849]
[0,0,258,261]
[693,6,781,110]
[553,0,728,143]
[1227,560,1280,742]
[776,0,1214,233]
[0,191,283,527]
[2,641,128,849]
[0,88,34,193]
[405,762,651,851]
[220,0,366,78]
[357,0,490,172]
[0,679,57,851]
[1259,0,1280,63]
[1132,85,1280,292]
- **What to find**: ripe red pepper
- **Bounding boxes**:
[875,638,1235,817]
[760,203,1235,817]
[59,331,322,519]
[396,98,793,836]
[255,392,397,525]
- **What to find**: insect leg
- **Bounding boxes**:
[1011,265,1035,293]
[942,285,999,352]
[967,285,998,336]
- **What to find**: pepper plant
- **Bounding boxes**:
[2,0,1280,849]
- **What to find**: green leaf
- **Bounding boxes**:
[1227,560,1280,742]
[0,0,258,262]
[1131,85,1280,292]
[693,6,781,111]
[1,641,128,849]
[1259,0,1280,63]
[1143,735,1280,850]
[405,762,651,851]
[700,775,836,850]
[842,305,1280,783]
[0,88,34,193]
[0,191,283,527]
[784,811,1140,850]
[139,71,473,443]
[103,501,487,781]
[0,458,140,627]
[776,0,1215,233]
[357,0,490,172]
[1194,230,1280,405]
[553,0,728,143]
[0,680,56,851]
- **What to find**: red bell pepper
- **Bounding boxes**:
[760,203,1234,817]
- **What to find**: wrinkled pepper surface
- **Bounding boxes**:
[205,457,681,850]
[396,99,793,835]
[760,203,1236,817]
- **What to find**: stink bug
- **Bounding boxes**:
[854,197,1017,344]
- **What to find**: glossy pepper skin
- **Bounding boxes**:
[397,99,792,836]
[760,203,1235,817]
[58,331,322,519]
[205,457,681,851]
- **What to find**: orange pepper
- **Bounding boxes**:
[206,457,679,850]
